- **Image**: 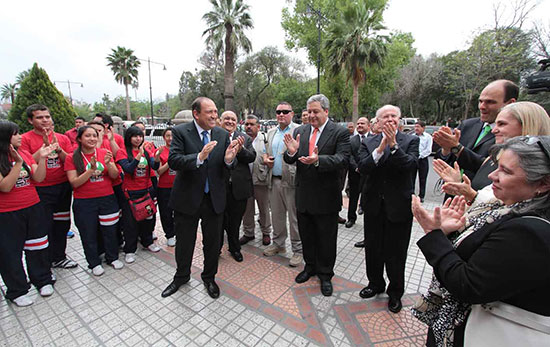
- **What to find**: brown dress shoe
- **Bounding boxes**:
[239,235,254,245]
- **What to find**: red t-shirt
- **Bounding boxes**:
[64,128,78,149]
[99,138,123,186]
[116,148,153,191]
[64,148,115,199]
[157,146,176,188]
[20,131,72,187]
[0,150,40,212]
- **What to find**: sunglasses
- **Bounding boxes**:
[524,136,550,161]
[275,110,292,115]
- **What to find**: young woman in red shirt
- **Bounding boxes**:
[0,121,55,307]
[156,128,176,247]
[65,126,123,276]
[116,126,161,264]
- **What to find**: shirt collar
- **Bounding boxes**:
[311,118,329,133]
[194,120,210,136]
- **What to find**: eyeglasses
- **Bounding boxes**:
[275,110,292,115]
[524,136,550,162]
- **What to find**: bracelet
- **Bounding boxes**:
[466,192,478,206]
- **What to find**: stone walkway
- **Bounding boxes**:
[0,199,438,346]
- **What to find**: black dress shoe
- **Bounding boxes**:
[354,240,365,248]
[345,220,355,228]
[388,298,402,313]
[231,251,243,262]
[338,216,346,224]
[204,281,220,299]
[358,207,363,215]
[239,235,254,245]
[359,286,383,299]
[295,270,314,284]
[320,280,333,296]
[161,281,181,298]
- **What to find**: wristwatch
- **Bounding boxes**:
[390,143,399,153]
[450,144,463,155]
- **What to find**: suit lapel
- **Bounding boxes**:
[473,131,494,150]
[465,120,484,148]
[301,125,311,156]
[187,122,203,150]
[366,133,382,154]
[316,121,334,154]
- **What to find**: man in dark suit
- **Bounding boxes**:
[219,111,256,262]
[358,105,419,313]
[283,94,350,297]
[346,117,369,229]
[433,80,518,179]
[162,97,243,299]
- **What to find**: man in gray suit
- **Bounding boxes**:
[240,115,272,246]
[263,102,303,267]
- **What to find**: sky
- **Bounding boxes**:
[1,0,548,105]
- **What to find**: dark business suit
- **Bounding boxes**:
[347,134,363,223]
[418,215,550,345]
[168,121,231,283]
[221,131,256,253]
[359,131,419,299]
[436,117,495,180]
[284,121,350,280]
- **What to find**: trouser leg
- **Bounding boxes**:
[241,196,256,238]
[254,185,271,235]
[98,195,121,264]
[113,184,125,245]
[73,198,102,268]
[222,190,246,253]
[312,213,338,281]
[282,186,301,254]
[347,173,360,222]
[385,218,412,299]
[157,187,175,239]
[24,203,54,289]
[173,210,199,284]
[297,212,315,274]
[0,209,31,300]
[364,210,386,291]
[418,158,429,199]
[270,178,288,248]
[199,194,223,282]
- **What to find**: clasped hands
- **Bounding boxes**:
[282,133,319,165]
[433,159,477,202]
[198,136,245,163]
[411,195,467,235]
[42,128,60,152]
[433,126,461,155]
[376,122,398,154]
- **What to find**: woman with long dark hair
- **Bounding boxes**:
[116,126,160,263]
[65,126,122,276]
[155,128,176,246]
[0,121,55,306]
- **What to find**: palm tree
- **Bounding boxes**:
[203,0,254,112]
[324,0,389,122]
[106,46,140,120]
[1,83,17,103]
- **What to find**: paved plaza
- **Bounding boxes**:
[0,195,438,346]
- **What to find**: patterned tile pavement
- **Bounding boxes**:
[0,196,440,346]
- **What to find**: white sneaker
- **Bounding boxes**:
[110,260,124,270]
[39,284,54,297]
[289,254,303,267]
[12,295,33,307]
[92,265,105,276]
[167,237,176,247]
[147,244,161,253]
[125,253,136,264]
[263,244,285,257]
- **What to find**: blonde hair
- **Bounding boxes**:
[500,102,550,136]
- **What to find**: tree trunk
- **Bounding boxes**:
[224,25,235,112]
[352,82,359,123]
[124,83,131,120]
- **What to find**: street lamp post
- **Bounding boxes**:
[54,80,84,105]
[137,57,166,126]
[306,4,324,94]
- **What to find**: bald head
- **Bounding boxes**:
[356,117,369,135]
[479,80,518,123]
[221,111,238,134]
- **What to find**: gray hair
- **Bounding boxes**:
[491,136,550,219]
[375,105,401,119]
[307,94,330,111]
[246,115,259,122]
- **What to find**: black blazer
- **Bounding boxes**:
[168,122,232,215]
[418,215,550,316]
[226,131,256,201]
[283,121,350,214]
[349,134,362,171]
[437,117,495,179]
[358,132,419,223]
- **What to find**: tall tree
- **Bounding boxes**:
[8,63,76,133]
[202,0,254,112]
[324,0,389,122]
[1,83,17,103]
[106,46,140,120]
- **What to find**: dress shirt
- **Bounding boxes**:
[194,120,211,167]
[272,125,291,176]
[417,132,433,159]
[372,130,398,164]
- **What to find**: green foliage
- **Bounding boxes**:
[1,83,18,103]
[8,63,76,133]
[106,46,140,120]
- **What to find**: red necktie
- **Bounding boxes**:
[309,128,319,156]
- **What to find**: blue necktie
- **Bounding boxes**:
[202,130,210,193]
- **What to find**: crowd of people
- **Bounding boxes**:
[1,79,549,346]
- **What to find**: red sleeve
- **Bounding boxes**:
[116,147,128,161]
[115,134,124,148]
[57,134,73,153]
[64,154,76,171]
[19,133,33,153]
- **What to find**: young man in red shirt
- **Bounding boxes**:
[20,104,77,269]
[64,116,85,149]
